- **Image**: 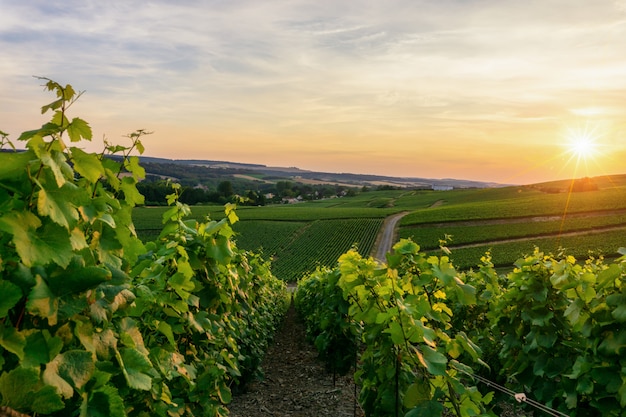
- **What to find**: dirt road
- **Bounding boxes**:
[371,211,409,262]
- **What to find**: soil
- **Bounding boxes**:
[228,298,364,417]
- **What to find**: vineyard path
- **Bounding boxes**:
[371,211,410,262]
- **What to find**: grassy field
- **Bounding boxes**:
[133,174,626,278]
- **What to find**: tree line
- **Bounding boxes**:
[136,177,361,206]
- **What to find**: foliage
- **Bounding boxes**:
[297,239,626,416]
[475,248,626,416]
[296,240,492,416]
[134,207,384,282]
[0,79,287,416]
[127,184,288,416]
[294,268,356,376]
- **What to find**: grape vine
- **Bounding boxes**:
[296,240,626,416]
[0,79,288,416]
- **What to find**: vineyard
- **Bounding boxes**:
[134,205,388,281]
[295,241,626,416]
[4,80,626,417]
[0,80,288,417]
[133,178,626,277]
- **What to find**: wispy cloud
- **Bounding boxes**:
[1,0,625,182]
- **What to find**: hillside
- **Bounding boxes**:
[134,156,502,189]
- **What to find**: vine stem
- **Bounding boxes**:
[447,380,463,416]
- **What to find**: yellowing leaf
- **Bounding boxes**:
[26,275,58,326]
[37,183,80,229]
[42,356,74,399]
[420,346,447,375]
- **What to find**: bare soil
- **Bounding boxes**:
[228,299,363,417]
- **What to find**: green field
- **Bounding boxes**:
[133,174,626,278]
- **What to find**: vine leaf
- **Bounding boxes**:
[26,275,58,326]
[66,117,92,142]
[117,348,153,390]
[58,350,95,391]
[10,220,74,269]
[0,366,64,414]
[0,280,22,318]
[71,147,104,182]
[405,399,444,417]
[37,182,81,230]
[418,346,447,376]
[0,151,33,181]
[0,325,26,360]
[85,385,126,417]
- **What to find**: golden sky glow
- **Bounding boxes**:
[1,1,626,184]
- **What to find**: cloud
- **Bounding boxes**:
[1,0,625,183]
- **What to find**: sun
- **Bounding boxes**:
[564,123,603,161]
[568,133,597,159]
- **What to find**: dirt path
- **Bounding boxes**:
[228,301,362,417]
[371,211,410,262]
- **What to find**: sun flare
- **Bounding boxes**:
[568,134,597,159]
[564,123,603,161]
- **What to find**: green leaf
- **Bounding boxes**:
[36,147,71,188]
[565,356,592,379]
[26,274,58,326]
[607,292,626,322]
[47,261,112,296]
[0,366,64,413]
[31,384,66,414]
[217,382,232,404]
[58,350,95,391]
[85,385,126,417]
[225,202,239,224]
[206,235,233,263]
[40,98,64,114]
[67,117,92,142]
[71,147,104,182]
[0,150,34,181]
[0,324,26,360]
[0,280,22,318]
[23,330,63,367]
[117,347,153,390]
[157,321,176,347]
[394,239,420,255]
[431,257,456,286]
[125,155,145,181]
[0,213,74,268]
[612,303,626,322]
[37,182,81,229]
[419,345,447,375]
[619,380,626,407]
[576,375,594,395]
[0,366,38,408]
[597,264,621,290]
[385,321,406,346]
[120,176,144,205]
[405,399,444,417]
[403,380,431,408]
[598,329,626,355]
[564,298,584,325]
[51,110,69,129]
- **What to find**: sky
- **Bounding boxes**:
[1,0,626,184]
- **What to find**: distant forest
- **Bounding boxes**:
[135,161,363,206]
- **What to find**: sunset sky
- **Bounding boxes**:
[2,0,626,184]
